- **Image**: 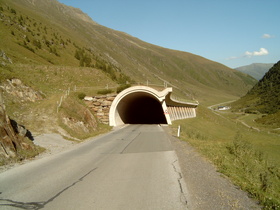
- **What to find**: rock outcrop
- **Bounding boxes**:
[0,92,37,161]
[0,50,13,66]
[0,78,43,102]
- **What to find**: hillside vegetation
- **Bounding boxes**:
[235,63,274,80]
[0,0,257,140]
[0,0,279,207]
[0,0,256,104]
[233,61,280,127]
[172,106,280,209]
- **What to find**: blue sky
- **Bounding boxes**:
[58,0,280,68]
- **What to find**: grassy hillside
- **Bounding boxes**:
[0,63,117,137]
[0,1,132,84]
[0,1,279,207]
[235,63,274,81]
[233,61,280,127]
[0,0,256,105]
[171,106,280,209]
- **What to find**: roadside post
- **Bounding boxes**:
[177,125,181,137]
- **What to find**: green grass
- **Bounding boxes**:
[0,0,256,105]
[0,64,116,95]
[171,106,280,209]
[0,64,116,138]
[0,0,269,190]
[58,94,112,140]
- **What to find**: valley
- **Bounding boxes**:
[0,0,279,209]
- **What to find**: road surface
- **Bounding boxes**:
[0,124,188,210]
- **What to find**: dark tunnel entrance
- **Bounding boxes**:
[117,93,167,124]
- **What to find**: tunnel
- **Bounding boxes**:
[109,86,172,126]
[117,92,167,124]
[109,86,199,126]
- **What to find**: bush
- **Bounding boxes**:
[49,47,59,56]
[116,84,131,93]
[77,92,86,100]
[244,108,259,114]
[20,42,35,53]
[97,89,113,95]
[10,8,16,14]
[32,39,41,49]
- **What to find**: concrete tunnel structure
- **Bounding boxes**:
[109,86,198,126]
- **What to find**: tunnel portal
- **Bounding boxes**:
[109,86,198,127]
[109,86,172,126]
[117,93,167,124]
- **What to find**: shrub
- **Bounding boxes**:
[49,47,59,56]
[20,42,35,53]
[32,39,41,49]
[97,89,113,95]
[10,8,16,14]
[77,92,86,100]
[117,84,131,93]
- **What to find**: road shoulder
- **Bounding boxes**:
[165,127,261,209]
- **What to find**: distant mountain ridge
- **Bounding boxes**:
[235,63,274,80]
[0,0,256,104]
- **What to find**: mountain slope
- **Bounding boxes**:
[233,61,280,126]
[0,0,256,105]
[235,63,274,80]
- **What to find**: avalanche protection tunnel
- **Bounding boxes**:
[109,86,171,126]
[109,86,198,127]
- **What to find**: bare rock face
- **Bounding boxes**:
[0,102,17,158]
[0,93,36,161]
[0,79,43,102]
[0,50,13,66]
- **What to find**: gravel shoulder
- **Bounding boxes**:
[166,128,261,210]
[33,133,77,155]
[0,133,77,173]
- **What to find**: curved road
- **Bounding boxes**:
[0,125,188,210]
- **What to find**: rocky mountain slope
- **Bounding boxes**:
[235,63,274,80]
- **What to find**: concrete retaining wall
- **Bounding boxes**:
[167,106,196,121]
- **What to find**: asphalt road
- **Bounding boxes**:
[0,125,188,210]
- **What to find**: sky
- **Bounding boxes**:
[57,0,280,68]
